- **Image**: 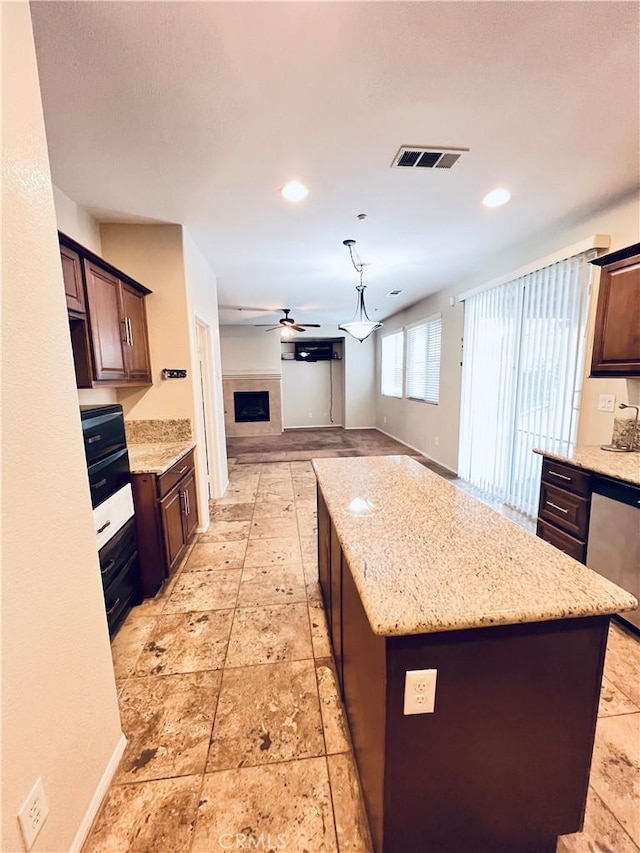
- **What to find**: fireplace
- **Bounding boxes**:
[234,390,270,423]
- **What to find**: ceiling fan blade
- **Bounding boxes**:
[299,323,321,328]
[290,324,307,332]
[261,325,282,332]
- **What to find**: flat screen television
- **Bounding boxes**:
[294,341,333,362]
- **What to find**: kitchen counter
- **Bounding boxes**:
[127,441,196,476]
[314,454,636,853]
[312,455,636,637]
[533,444,640,485]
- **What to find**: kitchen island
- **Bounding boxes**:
[313,456,636,853]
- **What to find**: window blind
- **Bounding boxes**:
[458,251,594,517]
[406,315,442,404]
[381,331,404,398]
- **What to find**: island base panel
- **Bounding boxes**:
[338,552,608,853]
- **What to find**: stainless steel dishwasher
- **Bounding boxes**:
[586,474,640,630]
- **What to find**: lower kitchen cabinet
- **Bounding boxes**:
[131,450,198,597]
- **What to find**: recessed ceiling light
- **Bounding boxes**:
[281,181,309,202]
[483,188,511,208]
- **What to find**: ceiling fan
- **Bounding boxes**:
[259,308,321,333]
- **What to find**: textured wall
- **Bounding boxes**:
[1,5,123,850]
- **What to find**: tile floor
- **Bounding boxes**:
[86,460,639,853]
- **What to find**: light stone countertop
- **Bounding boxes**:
[533,445,640,485]
[128,441,196,476]
[312,455,637,637]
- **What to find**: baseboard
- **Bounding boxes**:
[343,425,377,430]
[283,424,344,429]
[70,732,127,852]
[375,427,458,476]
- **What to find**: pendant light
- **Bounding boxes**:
[338,239,383,342]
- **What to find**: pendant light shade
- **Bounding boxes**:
[338,240,383,343]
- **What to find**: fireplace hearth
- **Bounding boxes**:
[234,390,270,423]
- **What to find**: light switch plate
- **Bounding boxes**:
[403,669,437,715]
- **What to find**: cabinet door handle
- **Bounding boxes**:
[101,559,115,575]
[92,478,108,490]
[178,466,188,475]
[87,434,101,444]
[121,318,130,345]
[547,501,569,514]
[548,470,571,482]
[186,491,190,516]
[127,317,134,347]
[97,520,112,534]
[106,598,121,616]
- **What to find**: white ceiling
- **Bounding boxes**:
[31,1,639,326]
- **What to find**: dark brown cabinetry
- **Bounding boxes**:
[590,243,640,377]
[131,450,198,597]
[59,232,152,387]
[536,457,591,563]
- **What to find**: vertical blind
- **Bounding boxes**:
[380,331,404,397]
[406,315,442,404]
[458,251,594,517]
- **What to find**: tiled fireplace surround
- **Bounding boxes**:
[223,374,283,437]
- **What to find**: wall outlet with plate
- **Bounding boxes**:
[598,394,615,412]
[403,669,437,715]
[17,777,48,851]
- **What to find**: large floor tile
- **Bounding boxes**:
[110,615,157,680]
[604,622,640,708]
[250,515,300,540]
[316,659,350,754]
[237,565,307,608]
[599,675,640,718]
[183,541,247,571]
[309,598,332,658]
[590,712,640,845]
[198,520,251,542]
[252,498,296,519]
[116,671,221,783]
[164,569,241,613]
[226,603,313,667]
[557,786,639,853]
[192,758,338,852]
[207,660,324,771]
[327,753,372,852]
[83,775,202,853]
[209,502,254,522]
[134,610,233,676]
[244,536,303,567]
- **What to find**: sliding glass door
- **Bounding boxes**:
[459,251,594,517]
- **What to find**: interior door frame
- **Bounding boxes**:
[194,316,222,510]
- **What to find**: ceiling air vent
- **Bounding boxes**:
[386,290,403,297]
[392,146,468,170]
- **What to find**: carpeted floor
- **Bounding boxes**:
[227,427,456,479]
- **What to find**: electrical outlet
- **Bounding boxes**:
[598,394,615,412]
[383,416,387,424]
[434,436,439,446]
[17,778,48,851]
[403,669,437,715]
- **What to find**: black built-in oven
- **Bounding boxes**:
[80,404,140,634]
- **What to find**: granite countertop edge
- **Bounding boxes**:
[533,445,640,485]
[312,456,637,638]
[127,440,196,475]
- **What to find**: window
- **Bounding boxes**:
[458,250,594,516]
[381,331,404,397]
[405,315,442,404]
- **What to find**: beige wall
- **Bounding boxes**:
[183,228,229,504]
[1,5,124,851]
[52,184,102,254]
[220,325,283,376]
[375,190,640,471]
[100,224,195,421]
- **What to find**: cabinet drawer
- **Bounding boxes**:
[87,447,130,508]
[536,519,586,563]
[541,458,591,497]
[539,482,590,539]
[104,551,139,637]
[98,516,137,592]
[94,483,134,550]
[157,450,195,499]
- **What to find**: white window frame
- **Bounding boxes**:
[405,313,442,405]
[380,330,404,398]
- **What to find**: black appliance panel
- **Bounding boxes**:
[98,516,137,592]
[103,551,140,636]
[294,341,334,362]
[80,405,126,466]
[88,447,130,508]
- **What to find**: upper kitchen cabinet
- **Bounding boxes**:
[590,243,640,377]
[59,232,153,387]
